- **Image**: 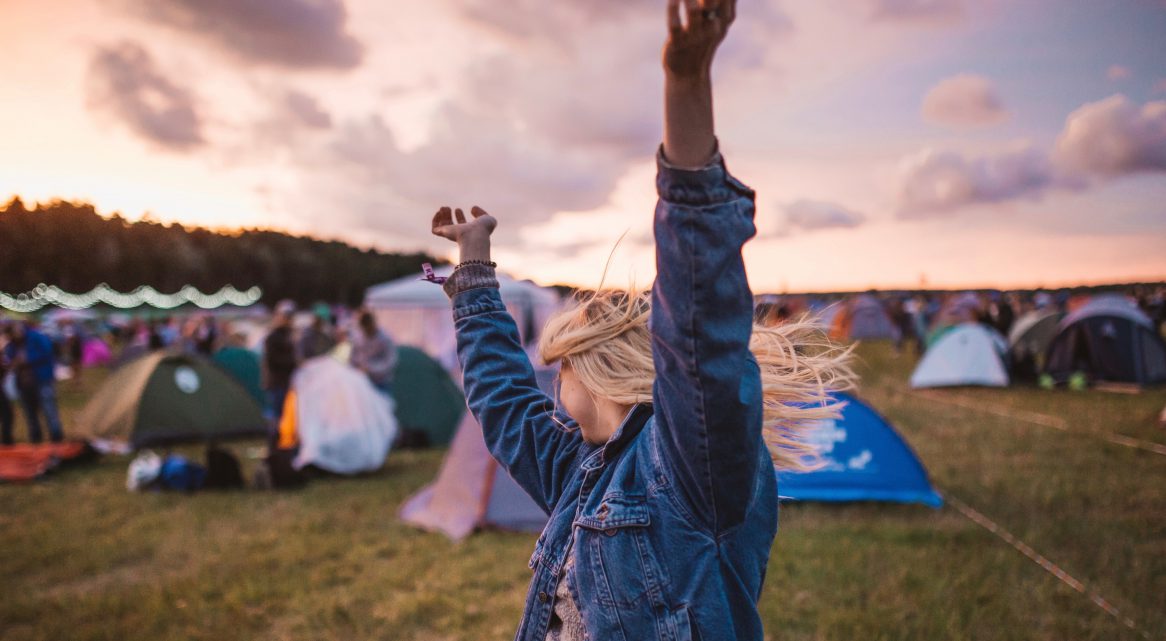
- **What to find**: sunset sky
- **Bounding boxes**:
[2,0,1164,292]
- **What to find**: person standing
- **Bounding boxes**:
[0,325,14,445]
[262,306,298,426]
[3,322,64,443]
[349,311,397,395]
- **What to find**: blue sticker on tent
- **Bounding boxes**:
[777,392,942,507]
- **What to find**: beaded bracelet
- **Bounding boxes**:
[454,260,497,270]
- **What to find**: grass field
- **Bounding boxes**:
[2,342,1164,641]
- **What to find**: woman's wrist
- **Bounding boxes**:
[458,234,492,263]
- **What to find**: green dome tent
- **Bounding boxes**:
[76,352,267,448]
[390,346,464,447]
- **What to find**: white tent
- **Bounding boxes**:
[289,357,399,474]
[910,323,1010,388]
[364,267,561,370]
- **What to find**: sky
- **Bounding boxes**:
[1,0,1164,292]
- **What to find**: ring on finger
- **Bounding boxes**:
[702,8,718,20]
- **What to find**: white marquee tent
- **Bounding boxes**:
[364,267,562,370]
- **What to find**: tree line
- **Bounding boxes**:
[0,197,441,307]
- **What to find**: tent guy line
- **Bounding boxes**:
[942,492,1150,640]
[913,392,1166,457]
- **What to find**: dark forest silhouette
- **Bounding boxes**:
[0,197,440,307]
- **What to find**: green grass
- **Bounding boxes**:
[2,343,1164,641]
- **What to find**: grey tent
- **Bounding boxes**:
[1044,302,1166,387]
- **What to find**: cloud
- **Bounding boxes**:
[283,90,332,129]
[127,0,362,69]
[894,95,1166,217]
[777,200,867,234]
[1053,94,1166,177]
[921,74,1008,127]
[86,41,204,150]
[868,0,963,22]
[894,145,1054,216]
[1106,65,1132,81]
[313,110,628,245]
[279,1,793,248]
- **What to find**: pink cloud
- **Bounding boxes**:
[921,73,1008,127]
[1106,65,1132,81]
[86,41,204,150]
[896,95,1166,216]
[1054,94,1166,177]
[775,200,867,235]
[894,145,1053,216]
[125,0,363,69]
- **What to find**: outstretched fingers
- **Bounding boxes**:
[432,206,454,239]
[470,206,490,219]
[667,0,683,34]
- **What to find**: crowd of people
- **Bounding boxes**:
[0,301,402,448]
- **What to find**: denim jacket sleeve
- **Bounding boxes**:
[450,284,584,514]
[649,147,763,535]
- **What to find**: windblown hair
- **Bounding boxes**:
[538,290,856,471]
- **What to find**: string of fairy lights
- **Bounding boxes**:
[0,284,262,313]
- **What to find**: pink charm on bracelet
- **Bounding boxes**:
[420,263,447,285]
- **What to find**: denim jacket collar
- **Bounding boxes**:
[580,403,653,472]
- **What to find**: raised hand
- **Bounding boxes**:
[661,0,735,168]
[431,206,496,263]
[664,0,736,80]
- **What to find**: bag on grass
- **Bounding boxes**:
[159,455,206,492]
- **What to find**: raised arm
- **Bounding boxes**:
[651,0,764,534]
[432,207,584,513]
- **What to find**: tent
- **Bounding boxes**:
[364,266,561,370]
[1007,310,1063,377]
[1008,310,1063,354]
[1044,302,1166,386]
[399,404,548,540]
[910,323,1009,388]
[777,392,942,507]
[829,294,900,341]
[284,357,399,474]
[75,352,267,447]
[390,346,466,447]
[212,346,265,405]
[399,366,558,539]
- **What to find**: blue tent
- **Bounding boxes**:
[777,392,942,507]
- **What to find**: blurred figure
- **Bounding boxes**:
[195,315,219,356]
[147,320,165,350]
[298,313,336,361]
[0,324,13,445]
[890,297,922,357]
[263,302,299,426]
[2,322,64,443]
[350,311,398,396]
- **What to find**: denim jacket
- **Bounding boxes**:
[448,150,776,641]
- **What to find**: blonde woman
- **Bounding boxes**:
[430,0,850,638]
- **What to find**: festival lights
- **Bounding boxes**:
[0,283,262,313]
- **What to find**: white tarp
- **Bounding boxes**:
[291,356,399,474]
[910,323,1009,388]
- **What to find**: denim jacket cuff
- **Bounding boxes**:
[443,263,500,299]
[656,141,755,206]
[450,281,507,321]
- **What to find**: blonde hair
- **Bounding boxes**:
[539,290,856,471]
